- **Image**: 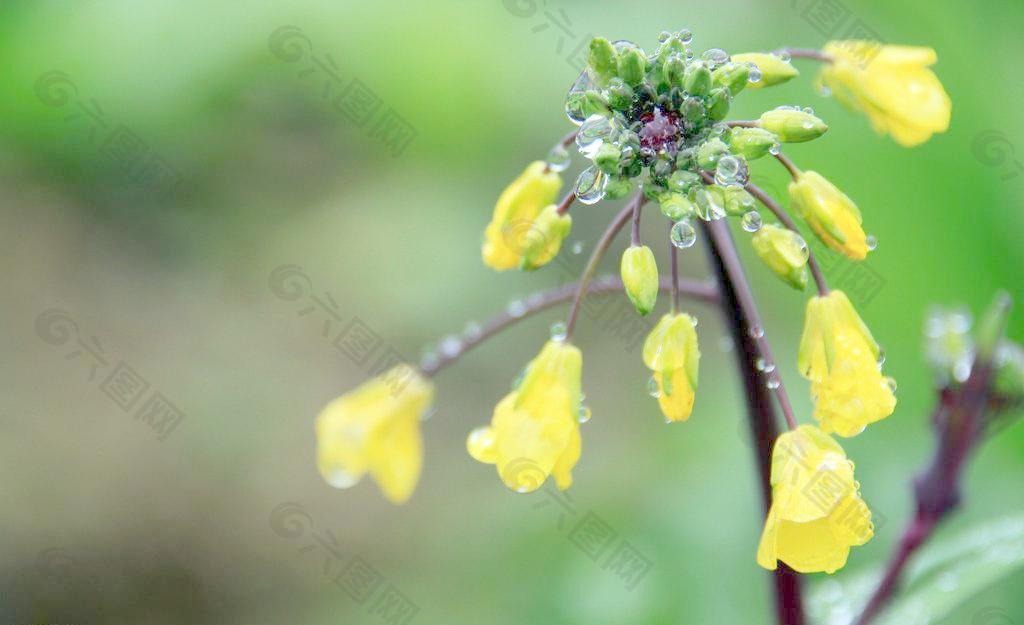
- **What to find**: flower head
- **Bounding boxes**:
[789,170,868,260]
[468,340,584,492]
[482,161,563,271]
[643,313,700,422]
[315,365,434,504]
[819,42,951,147]
[757,425,874,574]
[799,290,896,436]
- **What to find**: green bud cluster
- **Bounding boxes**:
[563,32,819,226]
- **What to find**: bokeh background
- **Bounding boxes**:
[1,1,1022,623]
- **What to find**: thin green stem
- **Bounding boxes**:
[773,152,801,180]
[670,221,681,313]
[775,47,834,63]
[564,194,647,340]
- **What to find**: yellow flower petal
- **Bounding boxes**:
[820,41,951,147]
[315,365,434,504]
[482,162,563,270]
[789,171,867,260]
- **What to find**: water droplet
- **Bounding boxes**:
[578,405,592,423]
[546,144,571,172]
[818,84,833,97]
[685,48,695,61]
[324,467,360,489]
[764,363,777,373]
[463,321,483,341]
[768,143,781,156]
[574,166,608,204]
[670,220,697,248]
[766,376,781,390]
[420,351,440,371]
[884,377,897,394]
[658,31,672,43]
[565,70,595,125]
[866,234,878,251]
[877,349,886,367]
[576,114,615,159]
[679,29,693,44]
[507,300,527,318]
[749,325,765,339]
[511,367,528,390]
[571,241,585,255]
[802,106,814,115]
[748,65,763,84]
[690,316,699,327]
[796,236,810,261]
[702,48,729,68]
[647,376,661,398]
[440,335,462,358]
[741,211,763,232]
[756,357,767,371]
[693,188,726,221]
[777,51,792,63]
[550,321,568,342]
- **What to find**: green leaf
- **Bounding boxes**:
[808,513,1024,625]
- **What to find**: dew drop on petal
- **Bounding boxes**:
[578,405,592,423]
[670,220,697,249]
[883,377,897,394]
[866,234,878,251]
[647,376,662,398]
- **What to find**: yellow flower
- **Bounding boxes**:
[520,204,572,271]
[468,340,584,492]
[757,425,874,574]
[482,161,563,271]
[731,52,799,88]
[752,224,809,290]
[799,290,896,436]
[642,313,700,422]
[315,365,434,504]
[789,170,868,260]
[819,41,951,147]
[621,245,659,315]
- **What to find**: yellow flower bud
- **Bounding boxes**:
[757,425,874,574]
[752,224,809,290]
[315,364,434,504]
[788,171,867,260]
[798,290,896,436]
[759,108,828,143]
[731,52,799,88]
[468,341,584,492]
[642,313,700,422]
[482,162,562,271]
[819,42,951,147]
[520,205,572,271]
[620,245,659,315]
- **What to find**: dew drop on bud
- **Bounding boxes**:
[670,220,697,249]
[550,321,568,342]
[741,211,763,232]
[866,234,878,251]
[748,65,763,84]
[679,29,693,44]
[574,166,608,205]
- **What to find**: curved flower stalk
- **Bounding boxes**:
[314,28,954,625]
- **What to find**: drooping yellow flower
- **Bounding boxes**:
[468,340,584,492]
[520,204,572,271]
[315,365,434,504]
[789,170,868,260]
[752,223,809,290]
[819,41,951,147]
[757,425,874,574]
[482,161,563,271]
[799,290,896,437]
[642,313,700,422]
[621,245,659,315]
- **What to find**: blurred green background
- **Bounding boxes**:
[1,0,1022,623]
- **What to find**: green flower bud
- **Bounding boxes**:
[731,53,799,88]
[696,137,729,170]
[668,170,702,193]
[520,205,573,271]
[759,108,829,143]
[728,127,779,161]
[660,192,696,221]
[712,62,751,96]
[618,47,647,86]
[642,180,667,201]
[692,185,726,220]
[722,186,757,216]
[682,97,705,124]
[751,224,809,289]
[683,62,712,96]
[664,55,687,88]
[656,35,687,67]
[605,79,634,110]
[707,88,731,121]
[588,37,619,84]
[595,143,622,175]
[621,245,659,315]
[605,176,634,200]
